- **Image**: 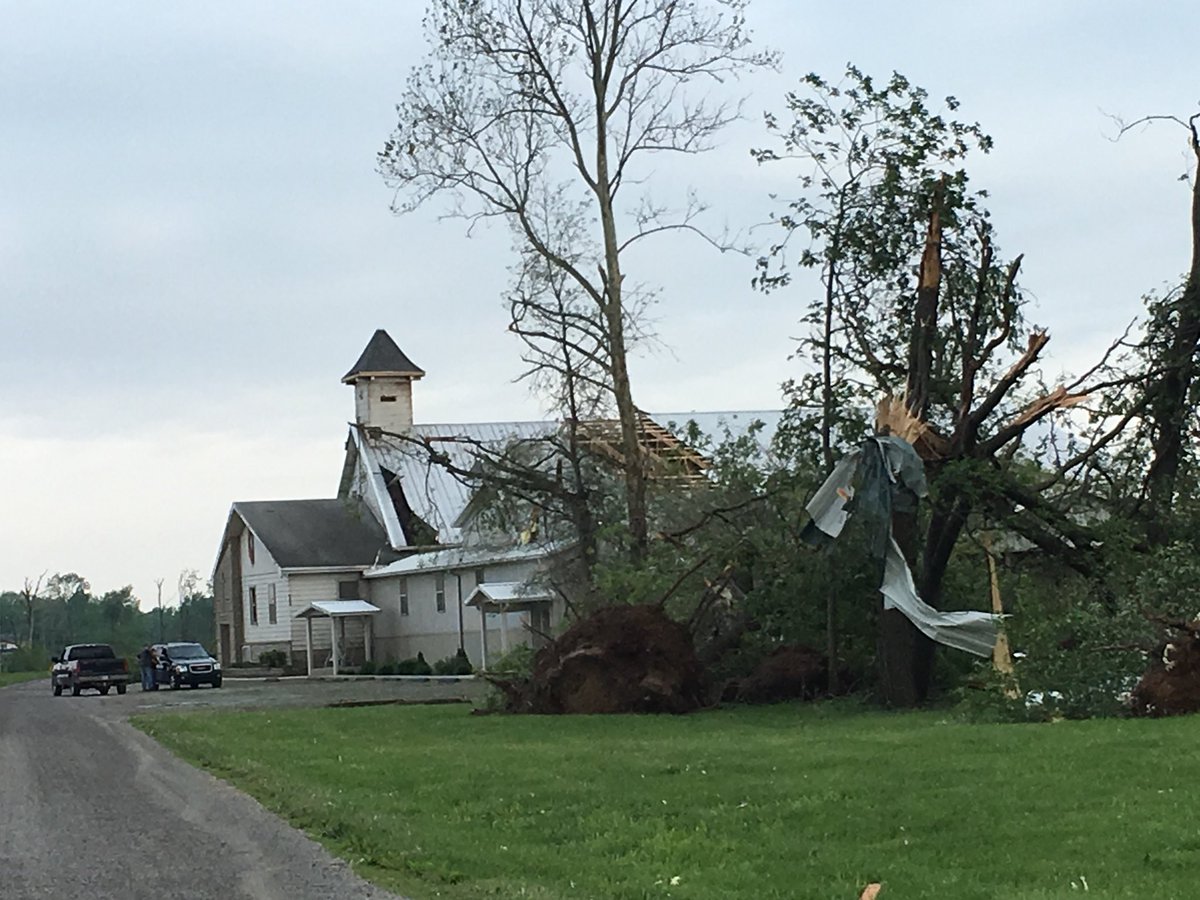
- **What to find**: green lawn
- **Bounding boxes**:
[0,670,46,688]
[134,702,1200,900]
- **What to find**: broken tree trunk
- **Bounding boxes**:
[1145,116,1200,545]
[878,197,942,707]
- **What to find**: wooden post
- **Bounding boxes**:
[305,615,314,677]
[479,606,489,670]
[984,537,1019,697]
[364,616,373,663]
[500,606,510,654]
[331,617,340,676]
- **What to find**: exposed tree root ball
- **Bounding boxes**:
[492,604,707,715]
[736,644,829,704]
[1132,634,1200,717]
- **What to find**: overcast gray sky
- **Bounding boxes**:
[2,1,1197,608]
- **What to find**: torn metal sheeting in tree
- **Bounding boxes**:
[802,435,1001,657]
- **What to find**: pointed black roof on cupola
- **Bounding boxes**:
[341,330,425,384]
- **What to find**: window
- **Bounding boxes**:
[380,394,397,402]
[248,587,258,626]
[399,578,409,616]
[338,580,358,600]
[474,567,486,586]
[435,573,446,613]
[247,533,256,565]
[268,584,277,625]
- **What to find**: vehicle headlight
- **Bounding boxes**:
[174,664,188,672]
[213,662,221,670]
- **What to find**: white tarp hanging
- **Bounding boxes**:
[803,441,1002,658]
[803,450,861,540]
[881,537,999,657]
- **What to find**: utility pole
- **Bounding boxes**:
[154,578,164,643]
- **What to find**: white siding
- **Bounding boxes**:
[369,558,551,667]
[240,532,290,645]
[286,572,369,664]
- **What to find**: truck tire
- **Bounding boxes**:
[53,683,62,696]
[116,683,127,695]
[99,686,110,696]
[71,685,81,697]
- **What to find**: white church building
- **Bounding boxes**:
[211,329,778,672]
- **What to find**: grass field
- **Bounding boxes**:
[135,702,1200,900]
[0,670,46,688]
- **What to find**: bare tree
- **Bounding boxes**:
[19,573,45,647]
[379,0,775,563]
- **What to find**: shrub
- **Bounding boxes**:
[4,645,54,673]
[432,648,474,676]
[258,649,288,668]
[377,662,396,676]
[359,660,377,675]
[489,643,535,678]
[395,653,433,676]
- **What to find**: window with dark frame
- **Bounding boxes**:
[474,567,486,586]
[268,584,277,625]
[399,578,409,616]
[338,580,358,600]
[247,533,255,565]
[248,586,258,626]
[435,573,446,613]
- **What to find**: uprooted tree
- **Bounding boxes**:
[754,67,1146,706]
[379,0,776,566]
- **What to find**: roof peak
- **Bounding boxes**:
[342,329,425,383]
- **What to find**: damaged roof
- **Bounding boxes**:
[358,411,781,545]
[342,329,425,383]
[233,499,391,569]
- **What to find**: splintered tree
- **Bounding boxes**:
[756,68,1139,705]
[1110,113,1200,543]
[378,0,775,563]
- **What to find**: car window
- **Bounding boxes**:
[67,645,115,661]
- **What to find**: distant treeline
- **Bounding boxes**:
[0,572,214,671]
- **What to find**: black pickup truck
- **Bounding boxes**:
[51,644,130,696]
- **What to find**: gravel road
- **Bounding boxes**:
[0,678,415,899]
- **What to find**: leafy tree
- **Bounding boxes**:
[755,67,1140,705]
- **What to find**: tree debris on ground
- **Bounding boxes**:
[488,604,707,715]
[1131,614,1200,717]
[734,644,836,704]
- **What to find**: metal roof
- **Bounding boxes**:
[650,410,783,462]
[359,411,783,545]
[465,581,553,608]
[233,499,391,569]
[368,421,558,544]
[342,329,425,383]
[295,599,381,618]
[366,541,564,578]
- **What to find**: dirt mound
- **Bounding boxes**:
[494,604,707,715]
[735,644,828,704]
[1132,633,1200,717]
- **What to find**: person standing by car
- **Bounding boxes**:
[137,645,156,692]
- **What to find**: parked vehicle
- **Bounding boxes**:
[153,642,222,689]
[51,644,130,696]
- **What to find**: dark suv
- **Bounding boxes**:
[154,642,222,689]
